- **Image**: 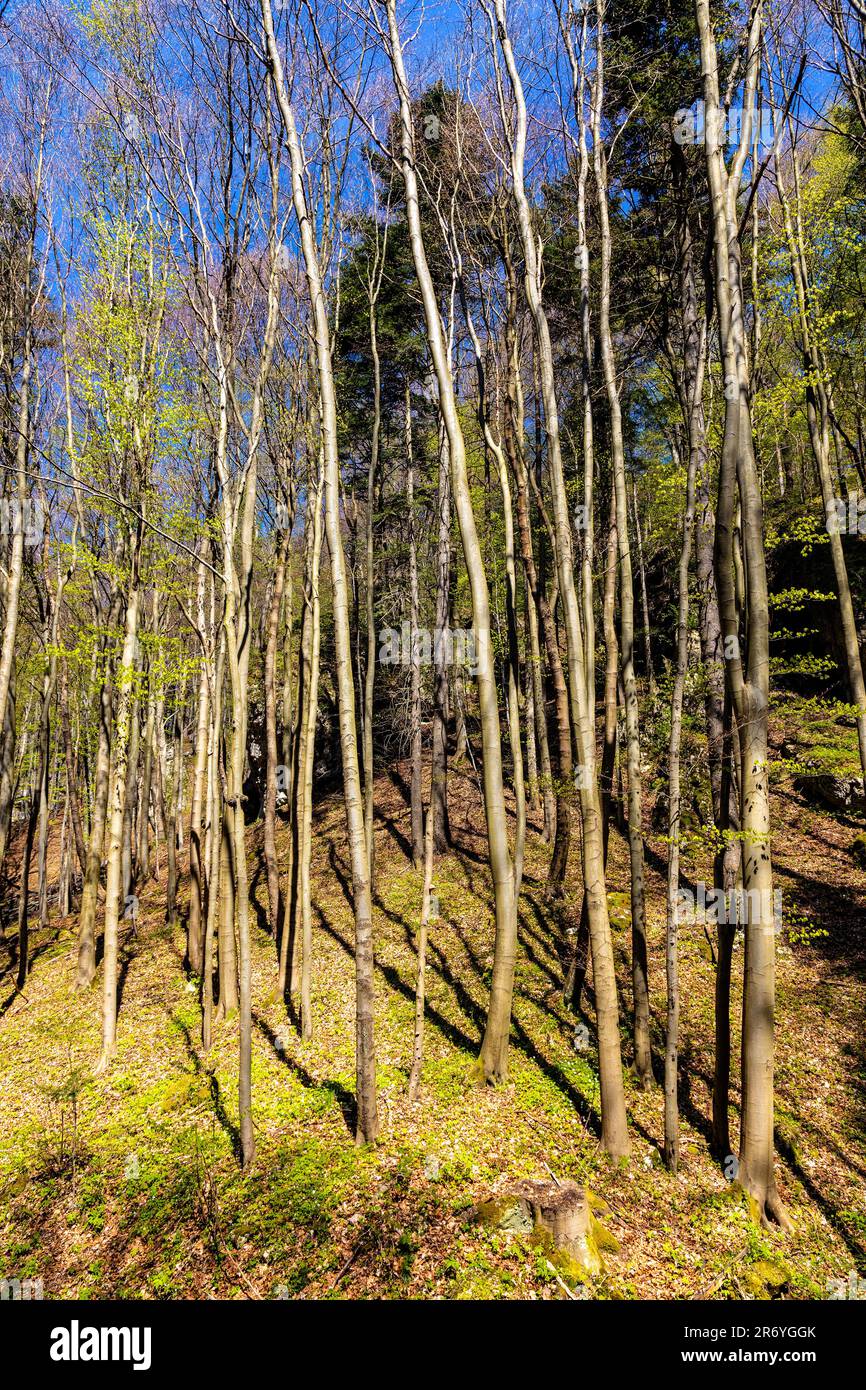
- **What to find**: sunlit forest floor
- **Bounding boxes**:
[1,693,865,1299]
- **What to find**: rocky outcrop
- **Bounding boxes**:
[794,773,866,812]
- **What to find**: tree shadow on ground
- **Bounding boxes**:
[253,1010,356,1136]
[171,1010,242,1162]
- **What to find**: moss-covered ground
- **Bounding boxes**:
[1,695,864,1299]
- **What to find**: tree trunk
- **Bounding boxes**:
[386,0,517,1086]
[664,253,703,1170]
[503,293,570,892]
[493,0,630,1154]
[59,658,87,878]
[407,386,424,867]
[363,299,382,883]
[0,657,16,884]
[408,789,436,1103]
[202,636,225,1053]
[76,590,123,989]
[137,679,155,882]
[264,2,379,1140]
[299,453,324,1039]
[697,0,788,1226]
[431,421,452,853]
[591,0,652,1088]
[264,524,290,938]
[97,541,142,1073]
[187,634,210,974]
[566,504,618,1009]
[632,481,656,695]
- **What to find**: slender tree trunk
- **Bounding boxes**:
[216,798,239,1016]
[460,271,526,904]
[407,386,424,867]
[16,791,39,990]
[591,1,652,1088]
[187,642,209,973]
[202,636,225,1053]
[58,801,71,919]
[697,0,788,1226]
[35,679,53,933]
[492,0,630,1153]
[76,590,122,989]
[679,222,742,1158]
[0,658,16,882]
[137,679,155,882]
[165,690,184,928]
[120,684,141,910]
[97,541,142,1073]
[524,656,540,817]
[632,481,656,695]
[386,0,517,1085]
[280,562,295,774]
[34,578,64,936]
[408,790,436,1103]
[664,262,704,1169]
[59,658,87,878]
[363,301,382,882]
[566,505,618,1008]
[0,215,35,786]
[264,524,290,938]
[504,292,570,890]
[431,422,452,853]
[264,3,379,1139]
[299,454,324,1039]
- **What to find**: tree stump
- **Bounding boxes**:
[474,1178,615,1280]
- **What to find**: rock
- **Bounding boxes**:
[742,1259,790,1300]
[474,1179,616,1281]
[794,773,866,812]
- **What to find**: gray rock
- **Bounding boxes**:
[795,773,866,812]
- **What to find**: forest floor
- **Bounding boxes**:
[1,692,865,1300]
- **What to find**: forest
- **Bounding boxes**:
[0,0,865,1312]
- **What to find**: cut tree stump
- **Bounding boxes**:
[474,1179,617,1282]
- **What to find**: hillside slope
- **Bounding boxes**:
[1,713,865,1300]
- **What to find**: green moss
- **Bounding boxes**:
[607,892,631,930]
[742,1259,791,1299]
[586,1189,609,1216]
[157,1073,213,1112]
[474,1196,532,1233]
[589,1211,620,1254]
[468,1056,486,1088]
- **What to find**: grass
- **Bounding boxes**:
[1,695,865,1299]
